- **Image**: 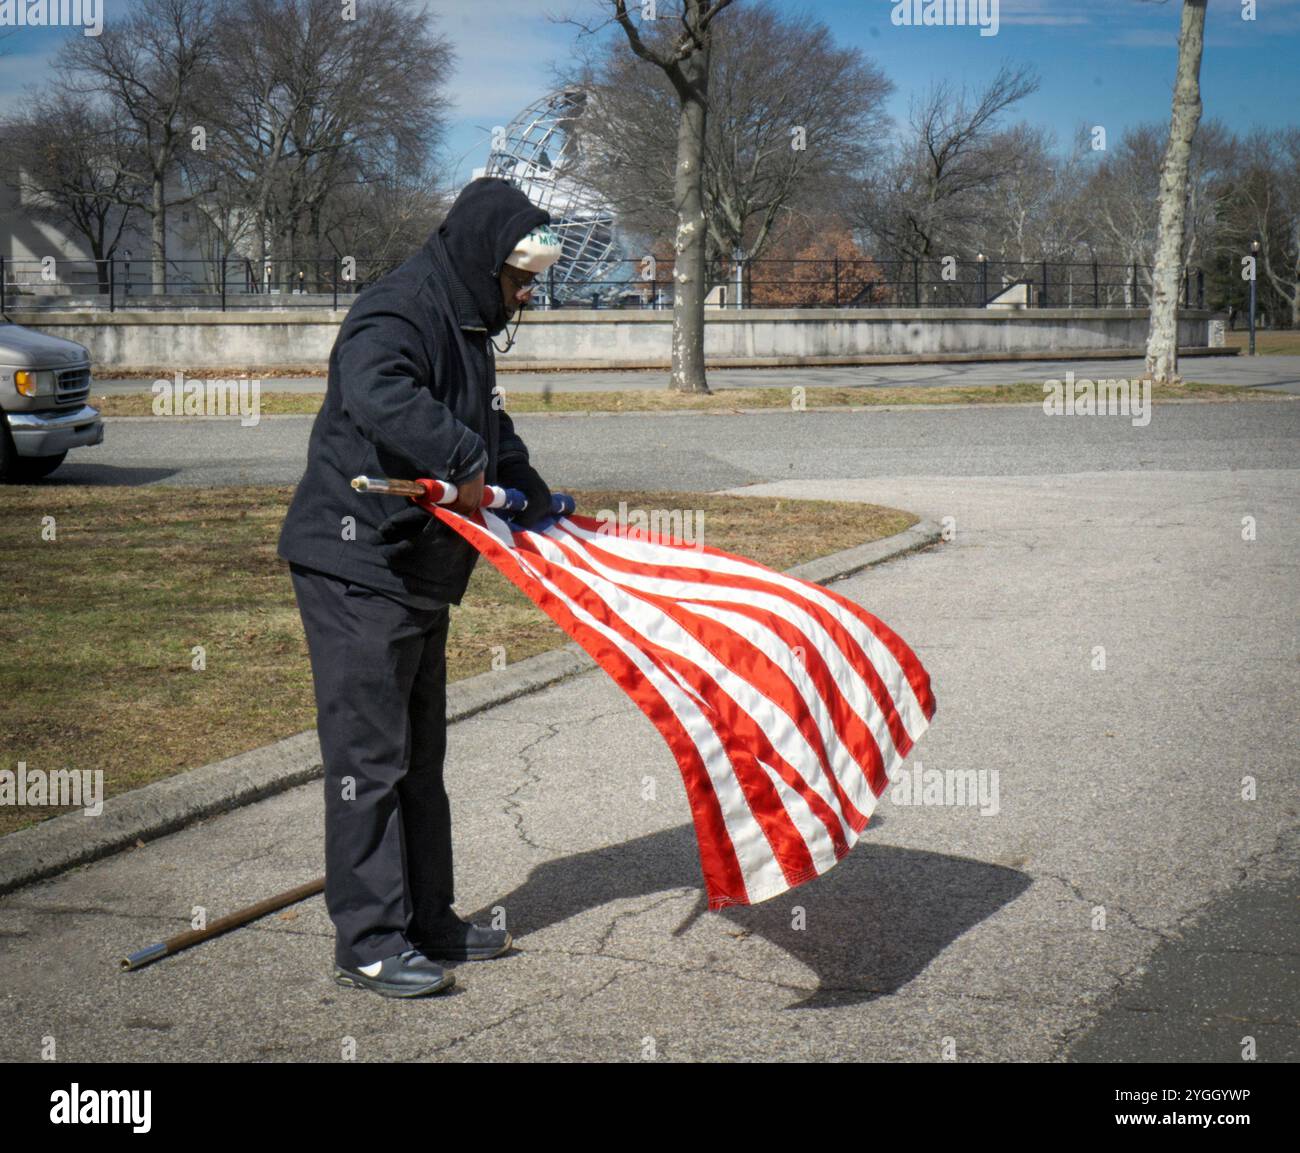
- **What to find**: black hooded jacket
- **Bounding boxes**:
[277,178,549,604]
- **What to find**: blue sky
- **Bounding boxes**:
[1,0,1295,186]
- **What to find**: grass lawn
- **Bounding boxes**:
[0,485,913,836]
[91,377,1270,419]
[1223,330,1300,356]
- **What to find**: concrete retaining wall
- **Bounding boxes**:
[9,307,1217,372]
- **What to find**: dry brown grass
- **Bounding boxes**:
[90,377,1271,419]
[1222,330,1300,356]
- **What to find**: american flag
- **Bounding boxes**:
[431,501,936,910]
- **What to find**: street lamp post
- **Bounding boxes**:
[977,253,987,307]
[1249,238,1260,356]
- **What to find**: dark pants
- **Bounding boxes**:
[290,564,455,969]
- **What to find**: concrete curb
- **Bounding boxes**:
[783,518,944,585]
[0,518,943,896]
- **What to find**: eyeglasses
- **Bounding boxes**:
[501,265,538,307]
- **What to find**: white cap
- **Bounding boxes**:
[505,225,563,274]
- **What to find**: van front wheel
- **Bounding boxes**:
[10,451,68,481]
[0,421,67,482]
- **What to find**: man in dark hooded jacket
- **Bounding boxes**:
[277,177,562,997]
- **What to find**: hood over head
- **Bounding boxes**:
[428,177,549,336]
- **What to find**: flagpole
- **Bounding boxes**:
[121,878,325,971]
[351,476,575,518]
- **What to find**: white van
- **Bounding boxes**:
[0,321,103,481]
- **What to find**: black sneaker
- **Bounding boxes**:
[333,949,455,997]
[414,914,513,962]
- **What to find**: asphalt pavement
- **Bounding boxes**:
[1,391,1295,1061]
[46,392,1300,491]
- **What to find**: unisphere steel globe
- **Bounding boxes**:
[483,88,621,307]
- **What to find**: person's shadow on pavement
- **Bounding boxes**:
[468,817,1031,1010]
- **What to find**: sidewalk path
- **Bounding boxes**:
[89,352,1298,395]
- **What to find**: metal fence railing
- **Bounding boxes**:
[696,257,1203,311]
[0,254,1206,313]
[0,257,401,313]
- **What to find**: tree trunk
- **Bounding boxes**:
[1144,0,1207,383]
[670,52,711,394]
[1263,253,1300,330]
[89,230,109,296]
[151,173,168,296]
[258,216,270,294]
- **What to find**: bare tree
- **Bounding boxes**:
[555,58,680,261]
[59,0,222,294]
[564,0,737,393]
[1081,123,1164,297]
[197,0,452,287]
[1181,120,1236,275]
[559,1,889,308]
[854,65,1039,261]
[1228,128,1300,328]
[322,172,449,270]
[200,0,304,273]
[280,1,450,270]
[977,125,1094,265]
[1064,119,1234,308]
[1144,0,1207,383]
[4,95,142,293]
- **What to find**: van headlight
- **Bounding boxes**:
[14,370,53,397]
